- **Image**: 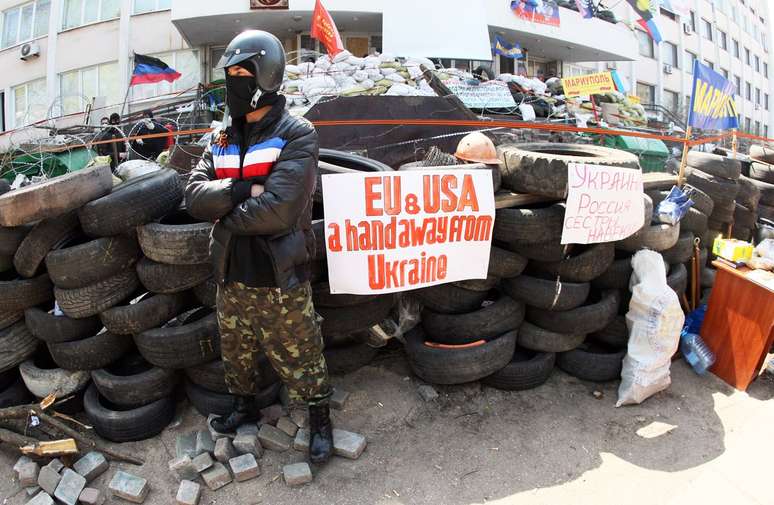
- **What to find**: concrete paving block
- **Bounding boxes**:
[194,430,215,456]
[283,463,312,487]
[276,416,298,438]
[235,423,259,437]
[175,480,200,505]
[53,469,86,505]
[46,459,64,474]
[289,409,308,429]
[213,437,237,463]
[330,389,350,410]
[228,454,260,482]
[259,404,285,426]
[37,465,61,495]
[200,462,232,491]
[25,491,53,505]
[168,456,198,482]
[258,424,292,452]
[108,471,149,504]
[78,487,105,505]
[18,461,40,487]
[192,452,214,474]
[232,433,263,458]
[292,429,367,459]
[176,432,197,459]
[14,455,33,476]
[417,384,439,402]
[206,414,233,440]
[73,452,108,483]
[25,486,41,497]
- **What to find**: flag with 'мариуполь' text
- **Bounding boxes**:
[688,60,739,130]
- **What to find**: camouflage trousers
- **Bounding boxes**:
[216,281,331,404]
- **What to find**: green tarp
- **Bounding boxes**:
[1,147,96,182]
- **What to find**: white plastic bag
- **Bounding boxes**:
[755,239,774,260]
[617,250,685,407]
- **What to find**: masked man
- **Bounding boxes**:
[185,30,333,464]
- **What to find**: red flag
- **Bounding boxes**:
[310,0,344,57]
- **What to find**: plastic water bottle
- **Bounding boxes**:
[680,331,715,375]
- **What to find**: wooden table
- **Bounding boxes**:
[700,261,774,390]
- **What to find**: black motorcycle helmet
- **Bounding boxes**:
[217,30,286,111]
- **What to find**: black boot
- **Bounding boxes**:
[210,395,260,434]
[308,403,333,464]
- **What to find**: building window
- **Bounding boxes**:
[663,90,679,113]
[59,61,120,115]
[705,60,714,70]
[721,68,729,79]
[755,121,760,135]
[746,82,752,100]
[746,117,751,133]
[756,88,761,105]
[689,11,696,31]
[129,49,199,101]
[718,30,727,50]
[1,0,50,49]
[636,82,655,104]
[660,8,676,20]
[684,50,696,72]
[733,39,740,58]
[765,62,769,78]
[133,0,171,15]
[755,55,760,72]
[765,125,769,139]
[702,19,713,41]
[745,47,751,65]
[62,0,120,31]
[11,78,46,128]
[734,75,741,95]
[663,42,678,68]
[637,30,654,58]
[766,93,769,110]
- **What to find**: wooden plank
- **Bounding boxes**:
[700,262,774,390]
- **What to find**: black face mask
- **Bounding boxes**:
[226,75,258,119]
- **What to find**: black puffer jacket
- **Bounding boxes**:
[185,101,318,290]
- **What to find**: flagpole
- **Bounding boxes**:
[120,84,131,118]
[677,125,691,187]
[731,128,738,159]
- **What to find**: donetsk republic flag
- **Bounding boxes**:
[688,60,740,131]
[130,54,182,86]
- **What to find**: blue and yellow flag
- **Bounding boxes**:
[492,35,523,59]
[688,60,740,130]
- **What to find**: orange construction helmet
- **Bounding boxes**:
[454,132,501,165]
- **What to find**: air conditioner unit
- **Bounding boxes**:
[606,61,617,70]
[663,64,673,74]
[683,23,693,35]
[19,42,40,61]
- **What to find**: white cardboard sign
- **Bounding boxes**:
[322,170,495,294]
[561,162,645,245]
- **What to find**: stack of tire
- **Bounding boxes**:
[310,150,400,375]
[747,145,774,234]
[403,144,651,388]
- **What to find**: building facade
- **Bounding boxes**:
[0,0,769,141]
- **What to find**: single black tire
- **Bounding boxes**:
[493,203,565,245]
[0,164,113,227]
[184,357,279,395]
[749,145,774,165]
[557,341,626,382]
[748,178,774,206]
[312,282,378,308]
[498,143,639,198]
[661,233,696,265]
[761,203,774,222]
[527,290,620,335]
[193,278,217,308]
[0,224,31,256]
[421,296,524,344]
[452,276,500,292]
[0,375,33,408]
[315,149,393,203]
[405,327,517,385]
[78,169,184,237]
[55,270,140,319]
[100,291,195,335]
[588,316,628,349]
[686,168,739,207]
[683,184,715,216]
[136,257,212,294]
[534,243,615,283]
[680,208,708,235]
[412,284,488,314]
[667,263,688,296]
[617,223,680,252]
[732,226,752,241]
[19,358,90,398]
[488,246,527,278]
[0,274,53,312]
[84,383,175,442]
[184,379,279,416]
[318,295,394,336]
[749,161,774,184]
[0,254,11,273]
[502,274,590,311]
[137,211,212,265]
[48,331,132,371]
[734,203,756,229]
[0,321,38,372]
[91,357,178,408]
[134,311,220,369]
[517,321,585,353]
[324,343,379,375]
[46,235,139,289]
[591,257,632,290]
[737,176,761,210]
[25,307,102,344]
[481,347,555,391]
[709,200,735,223]
[0,310,23,331]
[503,241,568,262]
[13,212,80,278]
[686,151,742,180]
